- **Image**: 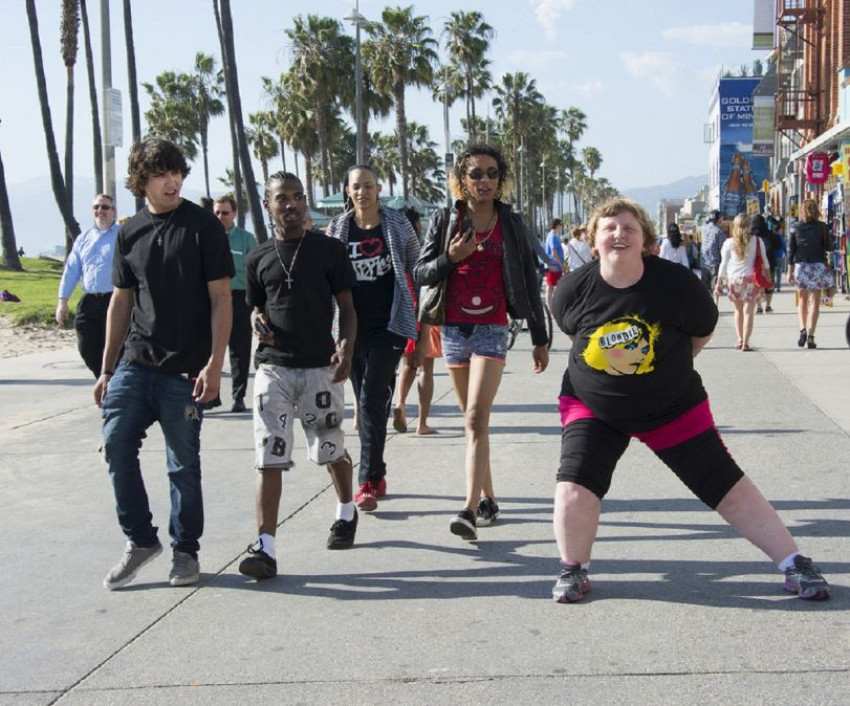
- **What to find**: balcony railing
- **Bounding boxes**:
[775,87,819,130]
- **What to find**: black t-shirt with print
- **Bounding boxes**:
[552,256,718,432]
[112,200,235,375]
[246,230,356,369]
[346,220,395,330]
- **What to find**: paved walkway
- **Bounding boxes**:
[1,287,848,705]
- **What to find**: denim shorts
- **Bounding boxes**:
[441,324,509,367]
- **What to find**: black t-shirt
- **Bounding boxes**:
[246,230,356,368]
[346,220,395,330]
[112,200,234,375]
[552,256,718,432]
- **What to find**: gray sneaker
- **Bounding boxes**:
[103,540,163,590]
[169,551,200,587]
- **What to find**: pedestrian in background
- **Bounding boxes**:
[214,195,258,412]
[56,194,119,377]
[659,222,689,268]
[699,210,725,303]
[788,198,834,349]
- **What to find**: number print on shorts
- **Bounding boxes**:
[303,413,317,428]
[325,412,339,429]
[270,436,287,457]
[320,441,337,457]
[278,413,288,431]
[315,391,331,409]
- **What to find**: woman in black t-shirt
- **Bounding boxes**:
[549,197,829,603]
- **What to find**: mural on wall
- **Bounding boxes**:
[718,78,768,218]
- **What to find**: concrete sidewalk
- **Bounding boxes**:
[1,288,848,705]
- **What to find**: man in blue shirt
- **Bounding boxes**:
[543,218,566,314]
[56,194,119,377]
[699,209,726,304]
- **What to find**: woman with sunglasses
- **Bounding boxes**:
[326,164,423,512]
[414,144,549,541]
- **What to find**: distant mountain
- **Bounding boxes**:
[5,176,208,257]
[621,175,708,213]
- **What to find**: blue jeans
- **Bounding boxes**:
[102,362,204,554]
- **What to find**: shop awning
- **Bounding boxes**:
[789,119,850,162]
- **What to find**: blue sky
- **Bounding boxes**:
[2,0,766,226]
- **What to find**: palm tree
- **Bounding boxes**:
[261,74,289,173]
[143,71,199,157]
[25,0,79,244]
[582,146,602,181]
[0,120,22,271]
[246,110,279,184]
[214,0,266,241]
[403,122,444,202]
[122,0,143,210]
[78,0,102,195]
[61,0,79,255]
[277,77,320,208]
[443,11,494,142]
[365,6,438,201]
[560,106,587,220]
[359,66,394,161]
[492,71,543,209]
[369,131,399,197]
[286,15,354,199]
[190,53,226,198]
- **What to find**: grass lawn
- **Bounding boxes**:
[0,256,81,327]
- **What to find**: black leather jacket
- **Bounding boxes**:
[788,220,831,266]
[413,200,548,347]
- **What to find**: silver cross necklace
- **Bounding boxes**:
[148,203,180,247]
[274,232,305,288]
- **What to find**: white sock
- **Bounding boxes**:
[337,502,355,522]
[258,533,276,559]
[778,552,800,572]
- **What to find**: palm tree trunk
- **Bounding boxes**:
[278,135,287,172]
[261,156,269,184]
[0,144,22,271]
[122,0,143,211]
[315,101,329,198]
[200,122,211,197]
[26,0,80,243]
[79,0,102,195]
[304,154,314,210]
[215,0,266,241]
[395,82,409,201]
[64,64,75,256]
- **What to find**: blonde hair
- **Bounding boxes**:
[801,198,820,223]
[587,198,657,256]
[731,213,751,260]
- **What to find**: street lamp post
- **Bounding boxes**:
[344,2,367,164]
[440,68,453,207]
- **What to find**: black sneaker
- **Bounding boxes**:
[476,497,501,527]
[327,509,358,550]
[783,555,829,600]
[238,541,277,579]
[450,508,477,541]
[552,563,591,603]
[797,328,808,347]
[231,398,246,413]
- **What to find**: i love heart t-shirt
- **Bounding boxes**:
[347,220,395,330]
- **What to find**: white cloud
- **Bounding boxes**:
[530,0,579,42]
[620,51,680,99]
[662,22,752,48]
[571,79,604,94]
[506,49,568,71]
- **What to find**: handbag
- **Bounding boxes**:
[418,208,450,325]
[752,237,773,289]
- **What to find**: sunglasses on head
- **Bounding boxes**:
[93,204,112,211]
[466,167,500,181]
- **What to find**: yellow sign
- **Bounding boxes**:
[761,179,770,193]
[841,141,850,182]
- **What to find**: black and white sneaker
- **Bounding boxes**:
[238,540,277,579]
[476,497,501,527]
[327,509,358,550]
[450,508,477,541]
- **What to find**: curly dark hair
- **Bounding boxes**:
[125,138,191,198]
[450,144,509,202]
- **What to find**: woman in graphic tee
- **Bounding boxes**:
[548,197,829,603]
[414,144,548,541]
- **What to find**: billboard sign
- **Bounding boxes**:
[718,78,767,218]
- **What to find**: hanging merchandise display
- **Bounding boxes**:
[806,152,831,185]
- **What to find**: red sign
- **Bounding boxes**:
[806,152,831,184]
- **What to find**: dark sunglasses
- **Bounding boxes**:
[93,204,112,211]
[466,167,500,181]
